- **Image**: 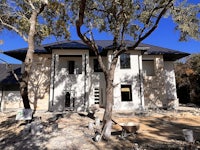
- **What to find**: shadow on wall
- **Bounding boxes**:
[51,58,89,112]
[113,73,141,110]
[29,57,51,113]
[0,66,23,111]
[164,65,178,108]
[1,90,23,111]
[144,60,177,109]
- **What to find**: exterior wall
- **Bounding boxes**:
[45,49,178,112]
[164,61,178,108]
[0,87,23,111]
[143,55,167,108]
[109,50,143,111]
[28,54,51,111]
[49,50,89,112]
[88,57,106,107]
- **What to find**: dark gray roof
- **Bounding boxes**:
[139,43,190,61]
[0,64,21,86]
[3,40,189,61]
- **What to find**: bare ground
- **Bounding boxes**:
[0,105,200,150]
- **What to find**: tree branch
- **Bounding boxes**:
[37,0,48,15]
[28,0,36,10]
[138,0,173,44]
[0,18,28,42]
[113,1,173,59]
[76,0,108,75]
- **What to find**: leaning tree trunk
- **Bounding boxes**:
[20,11,38,109]
[102,56,118,139]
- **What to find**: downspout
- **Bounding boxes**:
[84,54,87,110]
[0,87,3,112]
[52,54,56,107]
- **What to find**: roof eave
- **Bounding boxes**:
[145,51,190,61]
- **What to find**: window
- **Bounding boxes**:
[94,88,100,104]
[121,85,132,101]
[93,59,102,72]
[68,61,75,74]
[120,53,130,69]
[142,60,155,76]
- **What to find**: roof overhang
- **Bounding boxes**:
[144,50,190,61]
[3,47,49,61]
[3,40,190,62]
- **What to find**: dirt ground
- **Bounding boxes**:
[0,105,200,150]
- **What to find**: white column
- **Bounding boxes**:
[82,52,89,110]
[139,54,145,109]
[49,53,59,111]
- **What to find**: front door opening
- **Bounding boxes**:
[65,92,70,107]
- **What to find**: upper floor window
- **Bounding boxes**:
[93,59,102,72]
[142,60,155,76]
[120,53,130,69]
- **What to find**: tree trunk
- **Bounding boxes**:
[102,57,118,139]
[20,11,38,109]
[20,79,31,109]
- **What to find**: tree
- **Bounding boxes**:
[175,54,200,105]
[187,55,200,105]
[175,61,191,104]
[0,0,69,110]
[73,0,199,139]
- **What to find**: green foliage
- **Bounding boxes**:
[71,0,199,44]
[1,0,199,44]
[0,0,70,44]
[171,1,200,41]
[175,54,200,105]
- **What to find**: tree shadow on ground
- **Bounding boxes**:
[0,112,73,150]
[119,116,200,150]
[90,112,200,150]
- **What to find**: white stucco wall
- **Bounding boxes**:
[1,90,23,111]
[50,50,89,111]
[88,57,107,107]
[164,61,178,108]
[109,50,143,110]
[48,48,178,112]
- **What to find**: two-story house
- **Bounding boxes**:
[3,40,189,112]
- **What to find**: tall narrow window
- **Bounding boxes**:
[120,53,130,69]
[68,61,75,74]
[93,59,102,72]
[121,85,132,101]
[142,60,155,76]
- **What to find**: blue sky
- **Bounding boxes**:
[0,14,199,64]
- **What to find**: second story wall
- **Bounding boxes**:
[107,50,143,110]
[143,55,166,108]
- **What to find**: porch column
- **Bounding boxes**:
[139,54,145,109]
[82,52,89,110]
[49,54,59,111]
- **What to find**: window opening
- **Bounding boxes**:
[120,53,130,69]
[121,85,132,101]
